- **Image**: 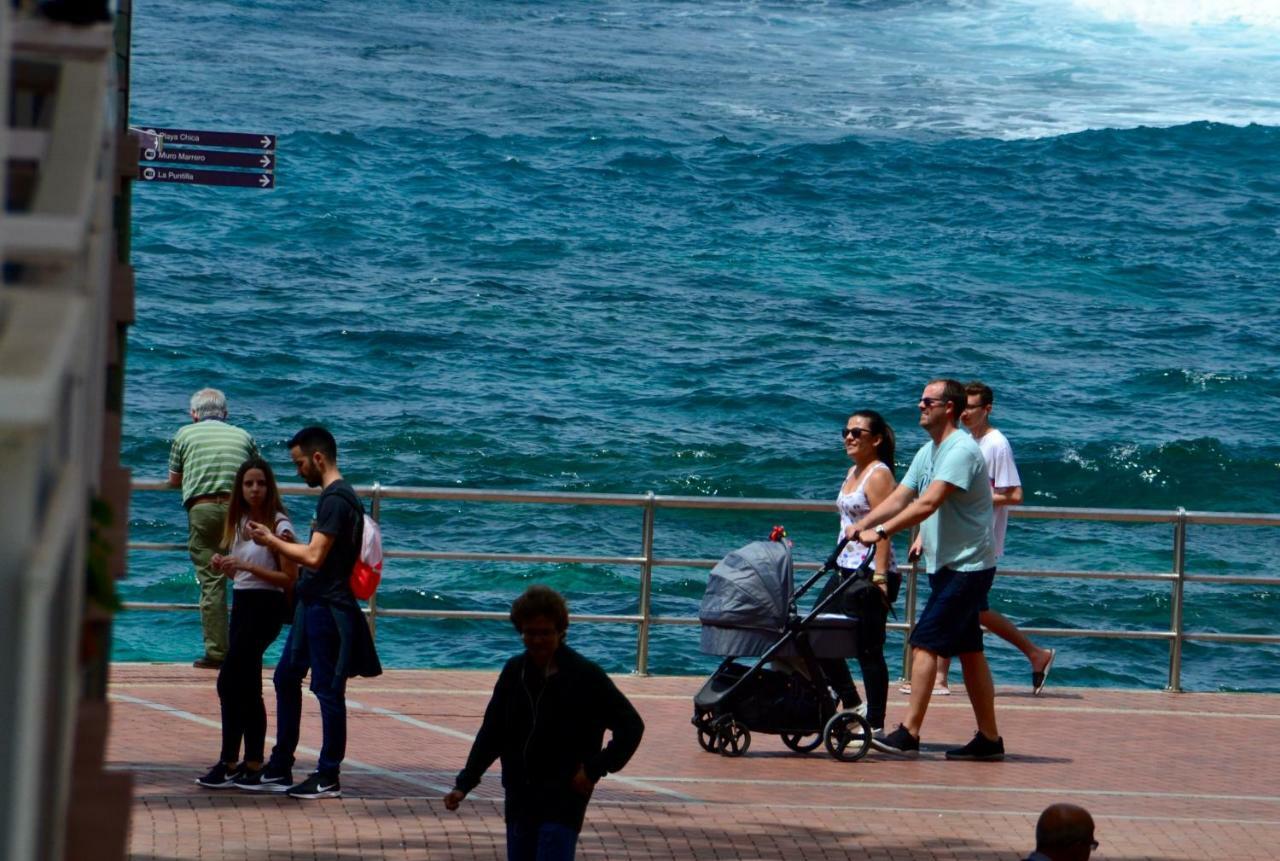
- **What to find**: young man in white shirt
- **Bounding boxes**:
[924,382,1056,695]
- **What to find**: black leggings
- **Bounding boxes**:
[818,575,890,729]
[217,589,285,763]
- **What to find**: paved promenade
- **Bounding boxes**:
[107,664,1279,860]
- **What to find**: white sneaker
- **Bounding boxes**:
[854,702,868,718]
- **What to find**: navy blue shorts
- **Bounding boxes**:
[909,566,996,658]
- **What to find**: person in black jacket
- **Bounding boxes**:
[444,585,644,861]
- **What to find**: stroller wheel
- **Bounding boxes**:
[780,732,822,753]
[693,710,718,752]
[713,717,751,757]
[824,710,872,762]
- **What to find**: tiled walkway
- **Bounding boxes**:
[108,664,1280,860]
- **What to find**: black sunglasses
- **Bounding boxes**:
[842,427,872,439]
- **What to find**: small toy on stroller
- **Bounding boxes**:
[692,532,878,761]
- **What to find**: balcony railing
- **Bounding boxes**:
[125,480,1280,691]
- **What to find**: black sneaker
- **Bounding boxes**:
[196,762,241,788]
[870,724,920,758]
[235,762,292,792]
[286,772,342,799]
[945,731,1005,761]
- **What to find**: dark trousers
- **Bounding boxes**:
[270,603,347,777]
[506,819,578,861]
[216,589,285,763]
[818,571,891,729]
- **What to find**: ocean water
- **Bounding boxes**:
[118,0,1280,691]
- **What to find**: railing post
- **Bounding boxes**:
[1167,507,1187,692]
[900,526,919,682]
[368,482,382,641]
[634,492,656,676]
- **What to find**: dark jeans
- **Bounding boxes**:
[270,602,347,776]
[216,589,285,763]
[506,819,578,861]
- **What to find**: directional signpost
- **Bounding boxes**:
[136,126,276,190]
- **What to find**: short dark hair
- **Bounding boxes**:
[928,378,966,426]
[510,585,569,634]
[965,381,994,407]
[287,425,338,462]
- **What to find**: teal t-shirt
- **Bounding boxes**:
[902,431,996,572]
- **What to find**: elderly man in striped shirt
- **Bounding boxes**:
[167,388,258,668]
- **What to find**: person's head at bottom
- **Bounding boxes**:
[1035,803,1097,860]
[510,585,569,668]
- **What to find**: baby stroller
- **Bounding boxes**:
[692,533,877,762]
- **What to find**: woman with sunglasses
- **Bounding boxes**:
[820,411,899,737]
[196,456,297,788]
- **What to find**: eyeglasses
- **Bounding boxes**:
[919,397,946,409]
[842,427,871,439]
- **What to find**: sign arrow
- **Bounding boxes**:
[140,147,275,171]
[142,127,276,151]
[138,166,275,189]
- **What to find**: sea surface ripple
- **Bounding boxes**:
[119,0,1280,690]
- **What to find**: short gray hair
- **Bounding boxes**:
[189,388,228,420]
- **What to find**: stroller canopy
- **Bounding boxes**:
[699,541,793,656]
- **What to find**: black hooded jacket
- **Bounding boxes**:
[453,643,644,830]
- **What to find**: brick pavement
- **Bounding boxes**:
[107,664,1280,860]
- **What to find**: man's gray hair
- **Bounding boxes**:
[189,388,228,420]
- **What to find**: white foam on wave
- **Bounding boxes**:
[1071,0,1280,29]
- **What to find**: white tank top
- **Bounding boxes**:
[835,462,896,570]
[229,512,294,591]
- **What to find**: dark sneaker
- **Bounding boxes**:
[235,762,292,792]
[196,762,241,788]
[193,656,223,670]
[286,772,342,799]
[945,731,1005,761]
[870,724,920,758]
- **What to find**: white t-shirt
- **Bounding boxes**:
[229,512,294,591]
[976,428,1021,559]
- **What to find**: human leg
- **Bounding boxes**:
[188,502,229,661]
[216,594,252,765]
[302,604,347,777]
[239,591,285,764]
[267,622,306,772]
[533,821,579,861]
[818,658,861,711]
[957,650,999,740]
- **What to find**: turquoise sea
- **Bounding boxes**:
[118,0,1280,691]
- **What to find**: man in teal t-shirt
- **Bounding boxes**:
[848,378,1004,761]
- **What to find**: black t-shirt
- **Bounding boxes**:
[295,479,363,605]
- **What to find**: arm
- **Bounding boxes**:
[845,481,916,541]
[581,672,645,784]
[860,469,896,578]
[854,479,961,545]
[992,485,1023,506]
[446,666,512,809]
[250,525,334,571]
[167,471,182,489]
[215,527,299,587]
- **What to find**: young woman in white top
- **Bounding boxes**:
[820,409,897,733]
[197,457,297,788]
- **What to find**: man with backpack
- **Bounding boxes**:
[238,426,382,799]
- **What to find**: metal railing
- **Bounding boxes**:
[125,481,1280,691]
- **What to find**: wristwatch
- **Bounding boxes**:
[874,525,888,539]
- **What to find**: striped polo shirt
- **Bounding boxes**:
[168,419,259,505]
